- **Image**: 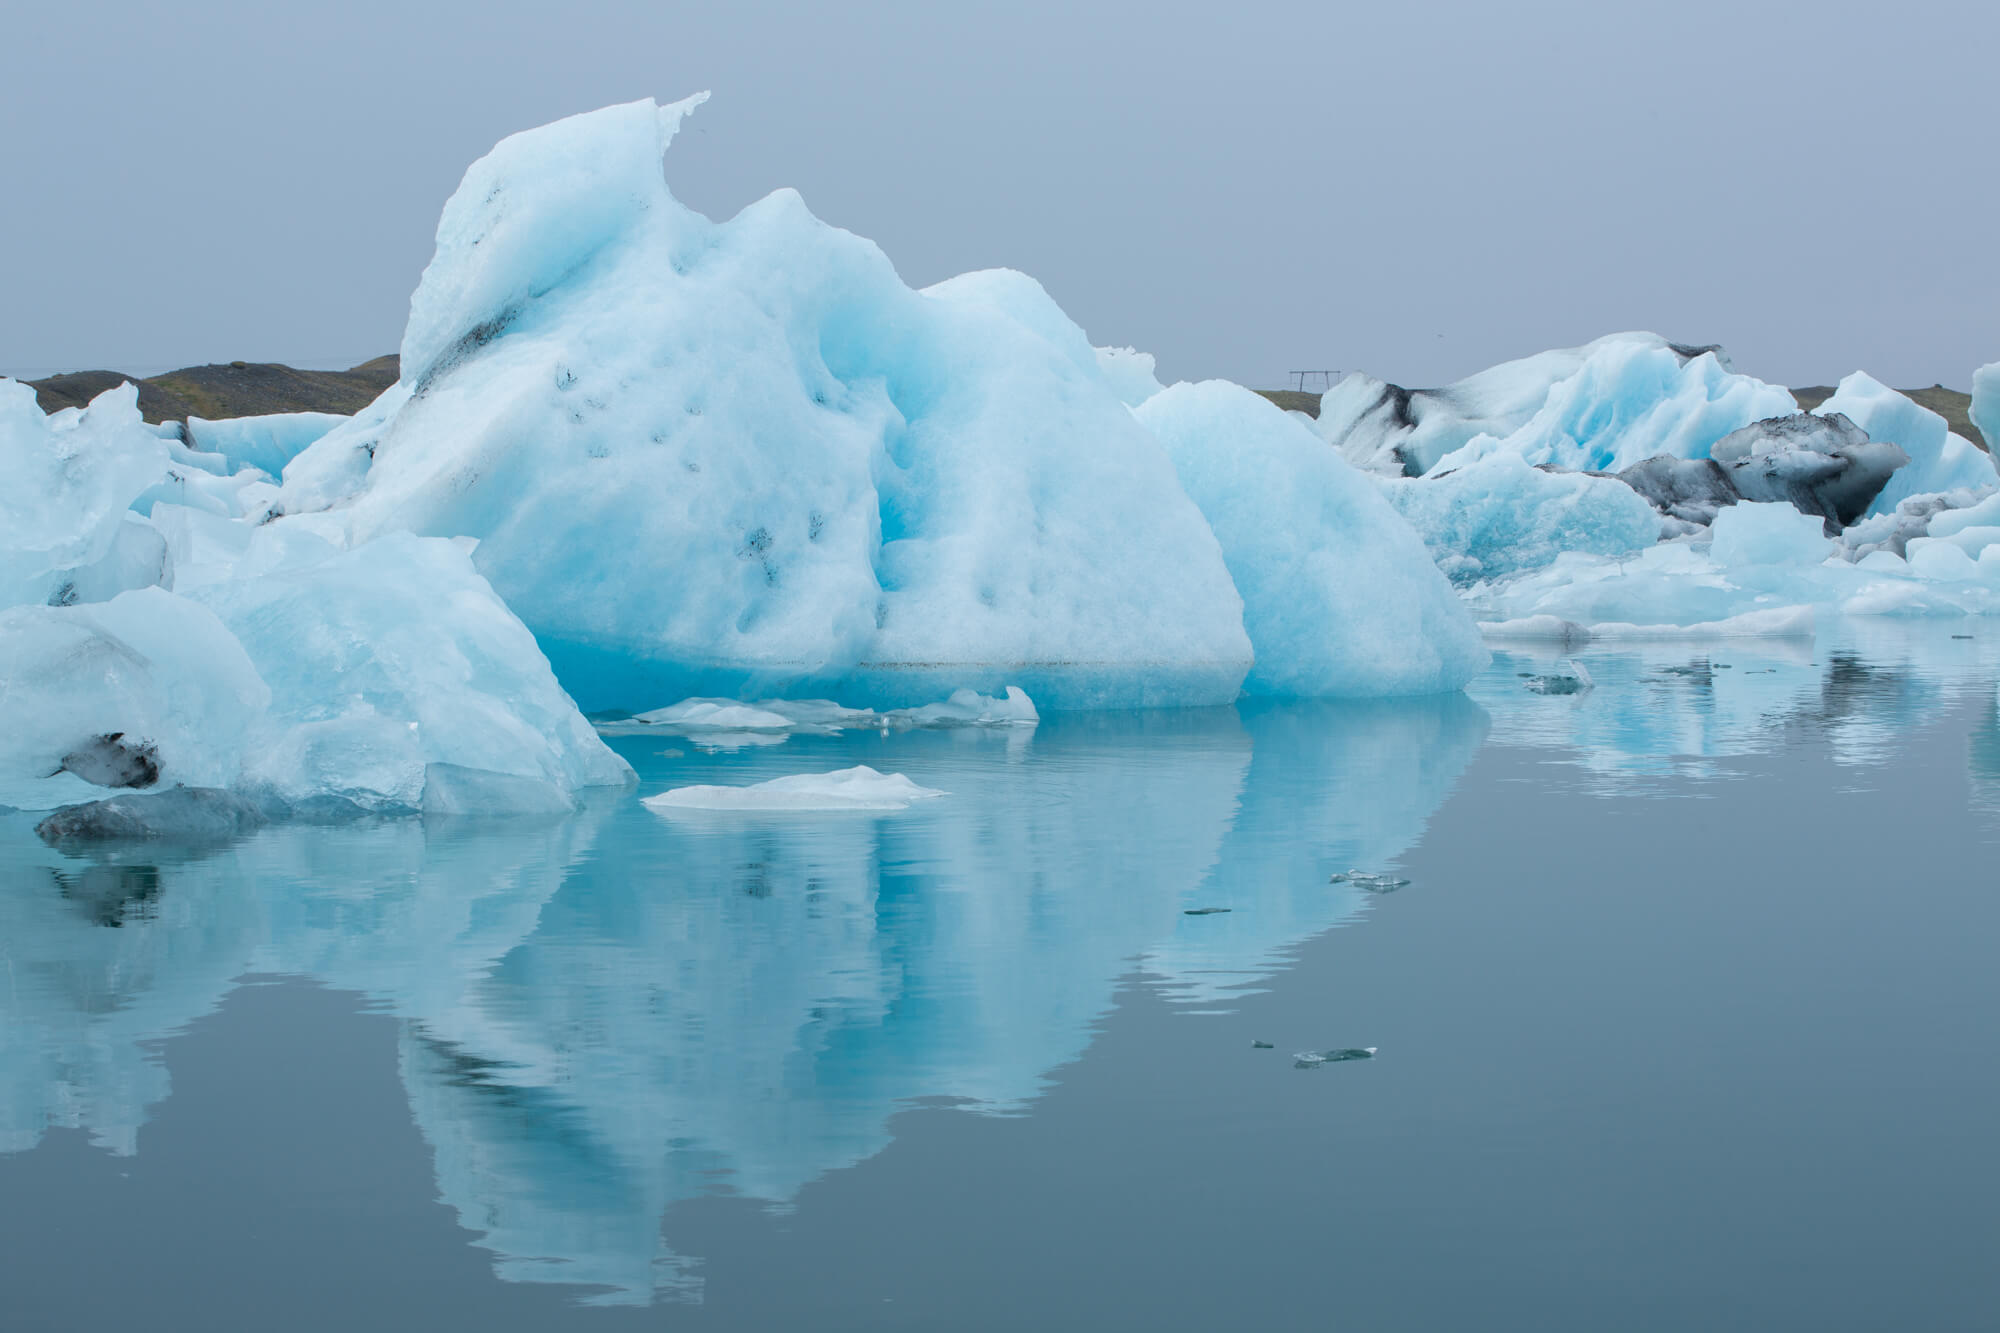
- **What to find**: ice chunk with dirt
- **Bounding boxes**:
[1381,449,1662,583]
[1612,455,1742,527]
[280,96,1253,712]
[0,532,632,823]
[1134,381,1487,696]
[1318,333,1795,478]
[1816,373,1997,516]
[643,765,945,812]
[0,588,269,812]
[1705,411,1907,531]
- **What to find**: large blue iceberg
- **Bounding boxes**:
[0,95,1501,828]
[276,97,1482,709]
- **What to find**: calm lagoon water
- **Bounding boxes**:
[4,622,1998,1331]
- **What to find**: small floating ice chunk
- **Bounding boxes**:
[889,686,1040,729]
[631,700,801,731]
[1329,870,1409,893]
[1523,661,1594,695]
[643,765,946,812]
[619,687,1038,742]
[1294,1046,1377,1068]
[35,786,270,843]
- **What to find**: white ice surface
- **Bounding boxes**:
[1473,499,2000,627]
[1380,449,1662,583]
[1816,373,1997,516]
[282,97,1258,711]
[0,487,631,818]
[626,687,1038,740]
[1317,333,1795,478]
[1135,381,1486,696]
[643,765,946,811]
[184,411,349,478]
[1,380,172,610]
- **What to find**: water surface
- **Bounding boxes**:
[4,623,1997,1331]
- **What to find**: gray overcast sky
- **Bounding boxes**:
[3,0,1995,391]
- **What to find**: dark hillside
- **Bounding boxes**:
[28,355,399,424]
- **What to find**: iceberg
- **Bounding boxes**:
[1133,381,1487,696]
[643,765,946,812]
[0,588,269,812]
[1317,333,1796,478]
[1704,411,1907,531]
[0,531,632,823]
[280,96,1263,711]
[1815,373,1997,516]
[1,380,174,611]
[1380,449,1662,583]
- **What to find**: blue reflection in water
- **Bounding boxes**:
[0,620,1993,1305]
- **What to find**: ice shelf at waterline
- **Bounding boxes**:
[274,95,1486,709]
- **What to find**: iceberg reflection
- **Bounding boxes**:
[1469,619,1997,785]
[0,701,1487,1303]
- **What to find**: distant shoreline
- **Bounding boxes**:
[18,356,1982,450]
[25,356,399,423]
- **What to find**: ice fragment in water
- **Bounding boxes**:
[1294,1047,1378,1068]
[620,688,1038,744]
[35,786,271,844]
[1329,869,1409,893]
[644,765,946,812]
[1524,661,1594,695]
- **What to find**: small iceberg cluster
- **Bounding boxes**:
[1318,336,2000,634]
[612,686,1039,748]
[643,765,946,812]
